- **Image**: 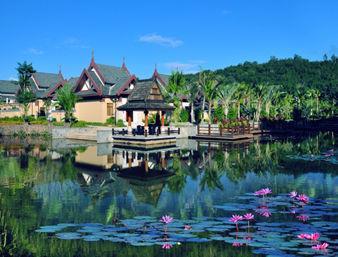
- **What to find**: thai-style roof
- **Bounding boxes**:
[29,71,65,99]
[0,80,20,94]
[118,79,174,111]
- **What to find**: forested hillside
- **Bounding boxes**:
[186,55,338,98]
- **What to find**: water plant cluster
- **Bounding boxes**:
[35,188,337,256]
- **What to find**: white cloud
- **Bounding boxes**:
[163,60,205,74]
[61,37,89,49]
[139,33,183,48]
[26,48,44,55]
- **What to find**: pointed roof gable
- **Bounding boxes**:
[31,72,64,89]
[118,78,174,111]
[75,58,136,98]
[152,68,169,86]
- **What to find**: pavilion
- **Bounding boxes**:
[117,77,174,134]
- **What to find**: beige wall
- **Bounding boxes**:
[49,111,65,122]
[0,103,23,118]
[28,100,44,117]
[75,145,114,169]
[74,97,130,124]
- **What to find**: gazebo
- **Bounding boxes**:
[117,78,174,134]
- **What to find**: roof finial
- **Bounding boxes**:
[58,64,62,74]
[122,56,126,68]
[91,49,95,61]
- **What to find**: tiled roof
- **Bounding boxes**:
[0,80,20,94]
[67,77,79,86]
[96,63,130,85]
[118,79,173,111]
[32,72,63,88]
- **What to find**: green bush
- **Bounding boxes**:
[0,116,24,124]
[106,117,116,125]
[117,119,124,127]
[179,109,189,122]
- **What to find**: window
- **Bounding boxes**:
[107,103,114,116]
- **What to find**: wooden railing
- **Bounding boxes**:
[197,120,251,136]
[112,127,180,137]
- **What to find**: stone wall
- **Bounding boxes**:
[0,124,51,136]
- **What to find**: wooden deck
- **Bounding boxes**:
[190,123,259,141]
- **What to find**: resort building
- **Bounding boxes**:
[0,80,21,118]
[28,70,66,117]
[72,56,137,123]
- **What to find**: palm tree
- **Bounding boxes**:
[252,83,269,122]
[185,82,199,123]
[200,72,222,124]
[217,83,238,119]
[233,83,247,119]
[264,85,282,118]
[16,61,35,92]
[166,71,186,122]
[305,88,321,118]
[56,83,77,124]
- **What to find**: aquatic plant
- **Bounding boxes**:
[296,194,309,204]
[254,188,272,197]
[160,215,173,224]
[312,242,329,251]
[162,243,173,250]
[296,214,309,222]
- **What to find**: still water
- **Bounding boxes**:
[0,133,337,257]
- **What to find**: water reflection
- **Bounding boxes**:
[0,132,337,257]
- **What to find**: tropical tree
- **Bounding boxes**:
[185,82,200,123]
[166,71,186,122]
[264,85,282,118]
[200,72,222,123]
[16,61,35,91]
[56,83,77,124]
[217,83,238,119]
[16,62,36,119]
[304,88,321,118]
[252,83,269,122]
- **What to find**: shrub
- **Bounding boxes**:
[117,119,124,127]
[52,121,65,126]
[106,117,116,125]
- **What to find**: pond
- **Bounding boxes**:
[0,132,337,257]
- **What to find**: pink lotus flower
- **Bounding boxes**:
[254,188,272,196]
[243,213,254,220]
[229,215,243,223]
[296,194,309,204]
[297,232,320,241]
[184,225,192,230]
[289,191,298,198]
[160,215,173,224]
[312,242,328,251]
[162,243,173,249]
[296,214,309,222]
[297,233,311,239]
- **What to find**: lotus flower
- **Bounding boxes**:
[243,213,254,220]
[297,232,320,241]
[296,214,309,222]
[229,215,243,223]
[254,188,272,196]
[160,215,173,224]
[312,242,328,251]
[162,243,173,249]
[289,191,298,198]
[184,225,192,230]
[296,194,309,204]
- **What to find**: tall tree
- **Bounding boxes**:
[166,71,186,122]
[16,62,36,119]
[16,61,35,92]
[217,83,238,119]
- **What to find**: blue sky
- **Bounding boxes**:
[0,0,337,80]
